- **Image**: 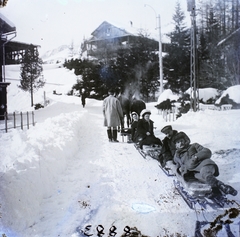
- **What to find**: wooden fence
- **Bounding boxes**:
[0,111,35,133]
[158,106,177,122]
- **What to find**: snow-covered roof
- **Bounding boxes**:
[0,12,16,33]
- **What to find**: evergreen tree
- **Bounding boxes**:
[19,45,44,106]
[197,0,240,89]
[115,33,159,100]
[164,1,191,93]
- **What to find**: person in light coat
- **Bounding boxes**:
[173,132,237,196]
[103,89,123,142]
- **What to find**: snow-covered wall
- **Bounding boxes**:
[0,111,84,233]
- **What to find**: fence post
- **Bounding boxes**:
[32,111,35,126]
[13,112,16,128]
[44,91,47,107]
[20,112,23,129]
[27,111,29,129]
[4,112,7,133]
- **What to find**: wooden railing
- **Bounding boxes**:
[158,107,177,122]
[0,111,35,133]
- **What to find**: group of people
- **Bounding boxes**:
[159,125,238,197]
[102,88,237,197]
[102,88,161,147]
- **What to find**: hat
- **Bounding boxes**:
[131,112,138,116]
[108,88,115,94]
[140,109,151,117]
[172,132,191,144]
[161,125,172,134]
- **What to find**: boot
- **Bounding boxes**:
[112,129,119,142]
[107,129,112,142]
[217,180,238,196]
[206,176,238,196]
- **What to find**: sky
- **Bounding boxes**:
[0,63,240,237]
[0,0,190,54]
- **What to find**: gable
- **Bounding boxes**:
[0,13,16,34]
[90,21,133,41]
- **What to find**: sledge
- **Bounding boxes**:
[134,143,161,159]
[159,164,176,177]
[173,173,233,209]
[119,128,131,142]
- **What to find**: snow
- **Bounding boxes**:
[216,85,240,104]
[185,87,220,103]
[157,89,179,104]
[0,64,240,237]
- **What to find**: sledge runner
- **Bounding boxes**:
[172,132,238,197]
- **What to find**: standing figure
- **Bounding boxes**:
[81,93,86,108]
[103,89,123,142]
[173,132,238,196]
[158,125,180,167]
[135,109,162,149]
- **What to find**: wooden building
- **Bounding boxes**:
[83,21,169,59]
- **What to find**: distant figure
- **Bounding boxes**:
[135,109,162,149]
[103,88,123,142]
[81,93,86,108]
[173,132,237,196]
[158,125,179,167]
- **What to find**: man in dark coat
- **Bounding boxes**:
[81,93,86,108]
[173,132,237,196]
[135,109,162,149]
[158,125,179,167]
[103,89,123,142]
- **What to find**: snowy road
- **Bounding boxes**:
[1,99,240,237]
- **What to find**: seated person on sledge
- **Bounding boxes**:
[120,111,139,143]
[158,125,179,168]
[135,109,162,149]
[172,132,238,196]
[126,112,139,143]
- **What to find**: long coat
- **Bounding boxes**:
[103,95,123,127]
[174,143,219,177]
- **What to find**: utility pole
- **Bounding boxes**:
[157,14,163,94]
[187,0,198,112]
[144,4,163,95]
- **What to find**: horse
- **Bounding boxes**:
[117,94,131,128]
[130,98,146,117]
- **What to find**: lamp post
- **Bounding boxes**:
[144,4,163,94]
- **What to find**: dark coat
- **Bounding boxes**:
[159,130,178,166]
[103,95,123,127]
[174,142,219,177]
[131,120,138,142]
[135,118,155,140]
[81,94,86,106]
[135,118,162,147]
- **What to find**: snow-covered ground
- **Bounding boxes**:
[0,65,240,237]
